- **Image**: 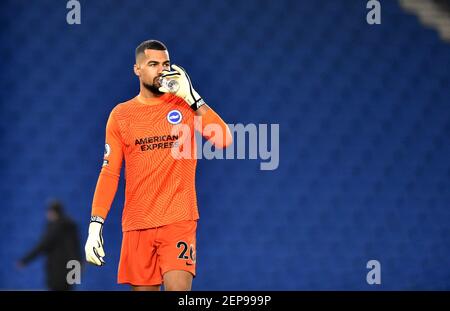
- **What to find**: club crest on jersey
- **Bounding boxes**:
[167,110,182,125]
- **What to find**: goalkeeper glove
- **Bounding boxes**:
[85,216,105,266]
[159,64,205,111]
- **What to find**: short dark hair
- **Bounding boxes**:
[47,199,64,216]
[135,40,167,60]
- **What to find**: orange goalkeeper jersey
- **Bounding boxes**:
[91,93,231,231]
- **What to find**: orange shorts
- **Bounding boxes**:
[117,220,197,286]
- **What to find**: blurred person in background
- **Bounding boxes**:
[17,199,82,291]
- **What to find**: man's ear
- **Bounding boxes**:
[133,64,140,77]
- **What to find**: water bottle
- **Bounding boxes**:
[159,77,180,94]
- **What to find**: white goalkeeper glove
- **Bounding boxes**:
[85,216,105,266]
[159,64,205,111]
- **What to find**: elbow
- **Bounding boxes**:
[99,166,121,179]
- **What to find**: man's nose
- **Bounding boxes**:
[157,65,164,74]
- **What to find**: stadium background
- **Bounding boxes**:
[0,0,449,290]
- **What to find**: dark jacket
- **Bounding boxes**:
[21,216,81,290]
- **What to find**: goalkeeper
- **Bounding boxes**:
[85,40,232,291]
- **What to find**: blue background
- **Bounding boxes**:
[0,0,449,290]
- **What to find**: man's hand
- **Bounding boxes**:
[85,216,105,266]
[159,64,205,111]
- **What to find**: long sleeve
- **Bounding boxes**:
[195,106,233,149]
[20,223,58,264]
[91,109,124,219]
